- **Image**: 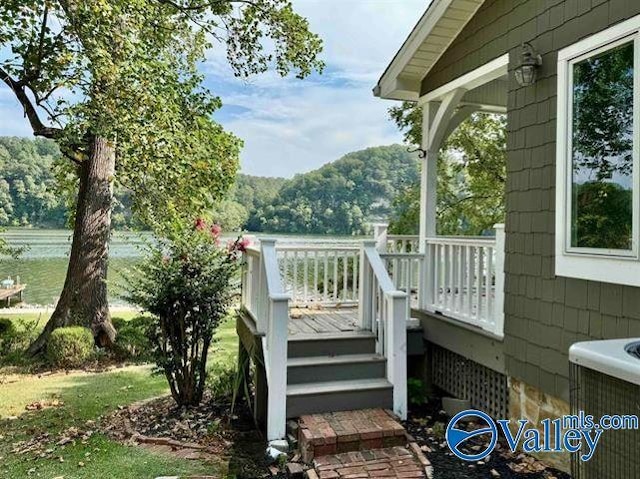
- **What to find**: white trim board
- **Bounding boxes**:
[375,0,485,101]
[555,14,640,287]
[419,53,510,105]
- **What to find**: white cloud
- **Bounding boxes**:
[213,0,427,177]
[0,0,427,177]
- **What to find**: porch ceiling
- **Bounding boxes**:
[374,0,485,101]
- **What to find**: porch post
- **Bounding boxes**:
[418,90,466,311]
[418,102,438,251]
[419,102,438,310]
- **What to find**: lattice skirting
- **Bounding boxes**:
[430,343,508,419]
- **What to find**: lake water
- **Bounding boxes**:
[0,228,362,306]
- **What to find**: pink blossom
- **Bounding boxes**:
[237,237,251,252]
[194,217,206,231]
[210,223,222,238]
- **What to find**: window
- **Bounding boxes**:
[556,17,640,286]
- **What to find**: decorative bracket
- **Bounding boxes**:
[407,146,427,159]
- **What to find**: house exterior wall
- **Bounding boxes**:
[420,0,640,403]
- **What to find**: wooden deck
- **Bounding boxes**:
[0,284,26,306]
[288,307,359,336]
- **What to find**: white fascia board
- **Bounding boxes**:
[376,0,454,100]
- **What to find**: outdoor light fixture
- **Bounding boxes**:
[514,42,542,87]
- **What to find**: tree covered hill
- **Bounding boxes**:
[0,138,417,235]
[247,145,419,235]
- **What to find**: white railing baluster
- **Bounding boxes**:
[303,250,309,303]
[342,253,348,300]
[421,233,504,336]
[485,245,494,330]
[313,251,319,303]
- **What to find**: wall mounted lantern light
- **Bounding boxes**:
[514,42,542,87]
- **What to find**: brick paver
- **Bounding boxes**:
[297,410,433,479]
[312,446,427,478]
[298,409,406,462]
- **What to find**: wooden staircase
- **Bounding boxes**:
[286,331,392,418]
[240,239,409,441]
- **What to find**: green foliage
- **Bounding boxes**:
[125,220,244,406]
[0,317,39,361]
[0,317,13,335]
[572,181,633,249]
[113,315,154,361]
[0,137,143,229]
[254,145,420,234]
[46,326,94,368]
[0,0,323,232]
[207,362,238,401]
[407,377,427,406]
[387,107,506,235]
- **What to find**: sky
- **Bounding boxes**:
[0,0,427,178]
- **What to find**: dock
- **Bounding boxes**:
[0,284,26,306]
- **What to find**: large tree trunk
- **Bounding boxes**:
[28,136,117,356]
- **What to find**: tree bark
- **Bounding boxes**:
[28,136,117,356]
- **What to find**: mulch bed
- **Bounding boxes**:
[102,392,285,478]
[405,400,572,479]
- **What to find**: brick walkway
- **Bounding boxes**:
[308,446,429,479]
[299,409,406,461]
[296,410,433,479]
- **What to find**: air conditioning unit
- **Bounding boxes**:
[569,339,640,479]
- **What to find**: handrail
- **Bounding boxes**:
[365,246,396,293]
[426,236,495,245]
[358,240,408,420]
[275,245,360,252]
[386,234,419,240]
[240,238,289,441]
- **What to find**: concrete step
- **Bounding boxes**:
[287,331,377,358]
[286,379,392,418]
[287,353,386,385]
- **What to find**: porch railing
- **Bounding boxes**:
[379,252,424,308]
[276,245,360,307]
[425,224,505,337]
[241,240,289,441]
[358,240,408,420]
[374,224,506,337]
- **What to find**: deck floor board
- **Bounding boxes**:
[289,307,359,336]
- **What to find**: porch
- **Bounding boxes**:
[237,228,505,441]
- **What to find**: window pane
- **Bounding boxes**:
[571,41,634,250]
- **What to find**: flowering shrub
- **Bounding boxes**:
[125,219,247,406]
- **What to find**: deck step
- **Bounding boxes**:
[287,353,386,385]
[286,379,392,418]
[287,331,376,358]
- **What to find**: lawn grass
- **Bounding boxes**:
[0,312,239,479]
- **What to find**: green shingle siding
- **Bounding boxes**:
[420,0,640,401]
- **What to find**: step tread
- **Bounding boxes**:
[287,378,392,396]
[288,330,376,342]
[287,353,386,367]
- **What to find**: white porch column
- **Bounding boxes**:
[418,90,466,310]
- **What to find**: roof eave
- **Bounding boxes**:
[374,0,484,101]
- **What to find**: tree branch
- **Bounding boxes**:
[0,67,61,139]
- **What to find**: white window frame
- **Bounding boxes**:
[556,16,640,287]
